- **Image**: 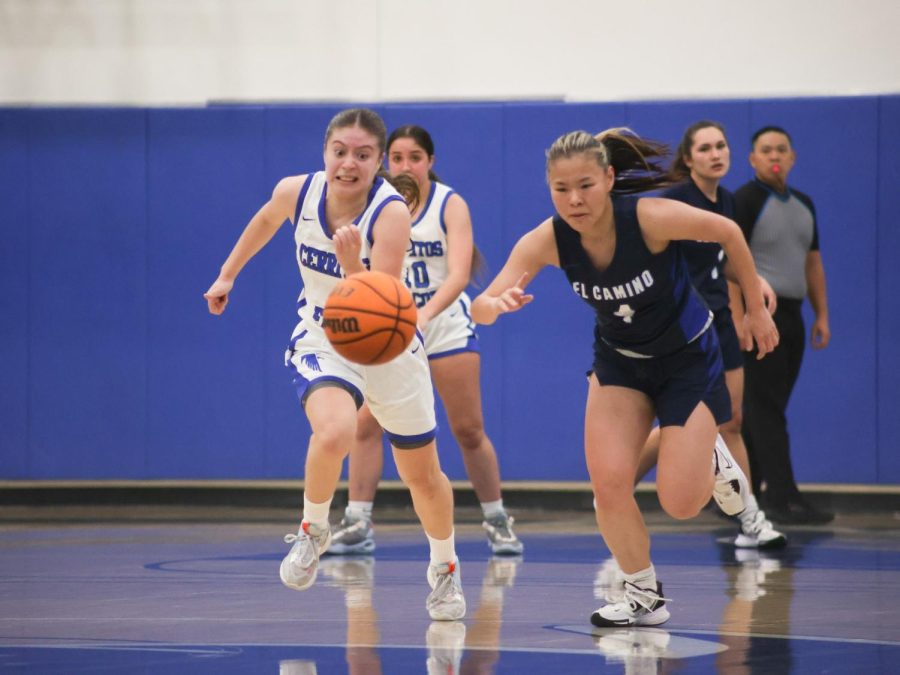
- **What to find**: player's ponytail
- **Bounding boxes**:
[380,170,421,214]
[469,247,488,289]
[595,128,672,194]
[546,128,672,195]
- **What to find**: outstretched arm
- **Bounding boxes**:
[471,219,557,325]
[204,175,302,315]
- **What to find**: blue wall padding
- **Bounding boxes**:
[877,96,900,483]
[0,110,30,477]
[0,97,897,484]
[145,108,271,478]
[24,109,149,477]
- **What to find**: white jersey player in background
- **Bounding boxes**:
[329,125,523,557]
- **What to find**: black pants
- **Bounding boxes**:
[742,298,806,507]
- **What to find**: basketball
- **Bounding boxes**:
[323,270,418,365]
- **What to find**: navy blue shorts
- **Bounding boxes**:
[592,327,732,428]
[713,306,743,371]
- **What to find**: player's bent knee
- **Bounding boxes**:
[312,425,354,457]
[451,424,486,453]
[398,466,445,499]
[593,481,636,511]
[658,490,704,520]
[356,424,383,446]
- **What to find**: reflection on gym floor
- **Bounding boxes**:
[2,512,899,673]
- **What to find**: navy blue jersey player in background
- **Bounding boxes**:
[471,129,779,627]
[634,121,786,550]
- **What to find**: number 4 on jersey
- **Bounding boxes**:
[614,304,635,324]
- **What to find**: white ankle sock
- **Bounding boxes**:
[481,499,505,519]
[347,501,374,520]
[740,493,760,524]
[302,495,332,528]
[427,531,456,565]
[622,564,657,590]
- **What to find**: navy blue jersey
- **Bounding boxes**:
[660,180,734,312]
[553,194,712,357]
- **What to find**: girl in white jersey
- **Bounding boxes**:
[329,125,523,557]
[204,109,465,621]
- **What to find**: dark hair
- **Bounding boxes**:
[382,171,420,214]
[546,128,672,194]
[467,245,488,290]
[751,125,792,148]
[387,124,440,182]
[669,120,728,180]
[324,108,388,154]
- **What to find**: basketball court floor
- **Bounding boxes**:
[2,505,899,673]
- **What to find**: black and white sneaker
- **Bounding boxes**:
[712,435,751,516]
[735,510,787,549]
[590,581,670,627]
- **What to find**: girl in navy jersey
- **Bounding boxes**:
[634,122,786,549]
[329,125,523,557]
[471,128,778,627]
[204,108,465,621]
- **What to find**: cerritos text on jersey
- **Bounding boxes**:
[572,270,655,301]
[408,240,444,257]
[299,243,370,278]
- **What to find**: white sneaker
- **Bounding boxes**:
[735,510,787,549]
[426,559,467,621]
[591,581,670,627]
[425,620,466,675]
[280,521,332,591]
[711,435,750,516]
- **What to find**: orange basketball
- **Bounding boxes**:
[323,270,418,365]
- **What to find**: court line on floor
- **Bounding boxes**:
[551,624,900,647]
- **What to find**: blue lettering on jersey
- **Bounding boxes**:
[407,240,444,257]
[413,290,436,308]
[300,243,343,278]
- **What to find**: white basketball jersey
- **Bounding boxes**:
[289,171,404,344]
[404,181,457,309]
